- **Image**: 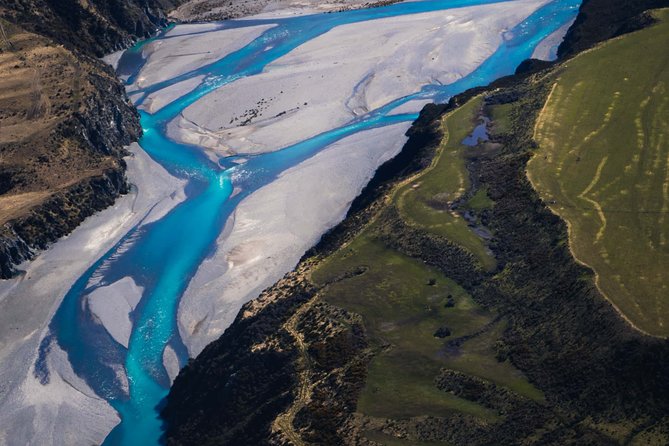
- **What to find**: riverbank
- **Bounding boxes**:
[0,0,188,279]
[0,23,137,279]
[176,122,411,355]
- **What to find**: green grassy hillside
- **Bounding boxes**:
[528,9,669,337]
[312,102,543,443]
[395,97,496,271]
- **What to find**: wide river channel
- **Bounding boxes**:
[39,0,582,443]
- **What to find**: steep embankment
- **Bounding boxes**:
[557,0,669,57]
[162,3,669,446]
[0,0,180,278]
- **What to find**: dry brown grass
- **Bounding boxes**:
[0,20,116,225]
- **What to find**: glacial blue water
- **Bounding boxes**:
[40,0,582,444]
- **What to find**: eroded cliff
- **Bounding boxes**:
[0,0,180,277]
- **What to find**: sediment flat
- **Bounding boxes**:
[0,144,185,446]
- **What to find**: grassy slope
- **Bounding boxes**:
[395,97,496,271]
[528,9,669,337]
[311,102,542,441]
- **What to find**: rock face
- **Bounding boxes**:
[0,169,128,278]
[0,0,181,278]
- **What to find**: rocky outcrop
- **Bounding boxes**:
[0,0,180,278]
[0,167,128,277]
[1,0,181,57]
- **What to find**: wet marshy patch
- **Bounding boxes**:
[461,116,490,146]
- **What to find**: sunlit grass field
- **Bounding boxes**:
[528,9,669,337]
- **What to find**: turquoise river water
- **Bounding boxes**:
[36,0,582,444]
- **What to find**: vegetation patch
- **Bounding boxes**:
[311,100,542,434]
[395,97,496,271]
[363,429,451,446]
